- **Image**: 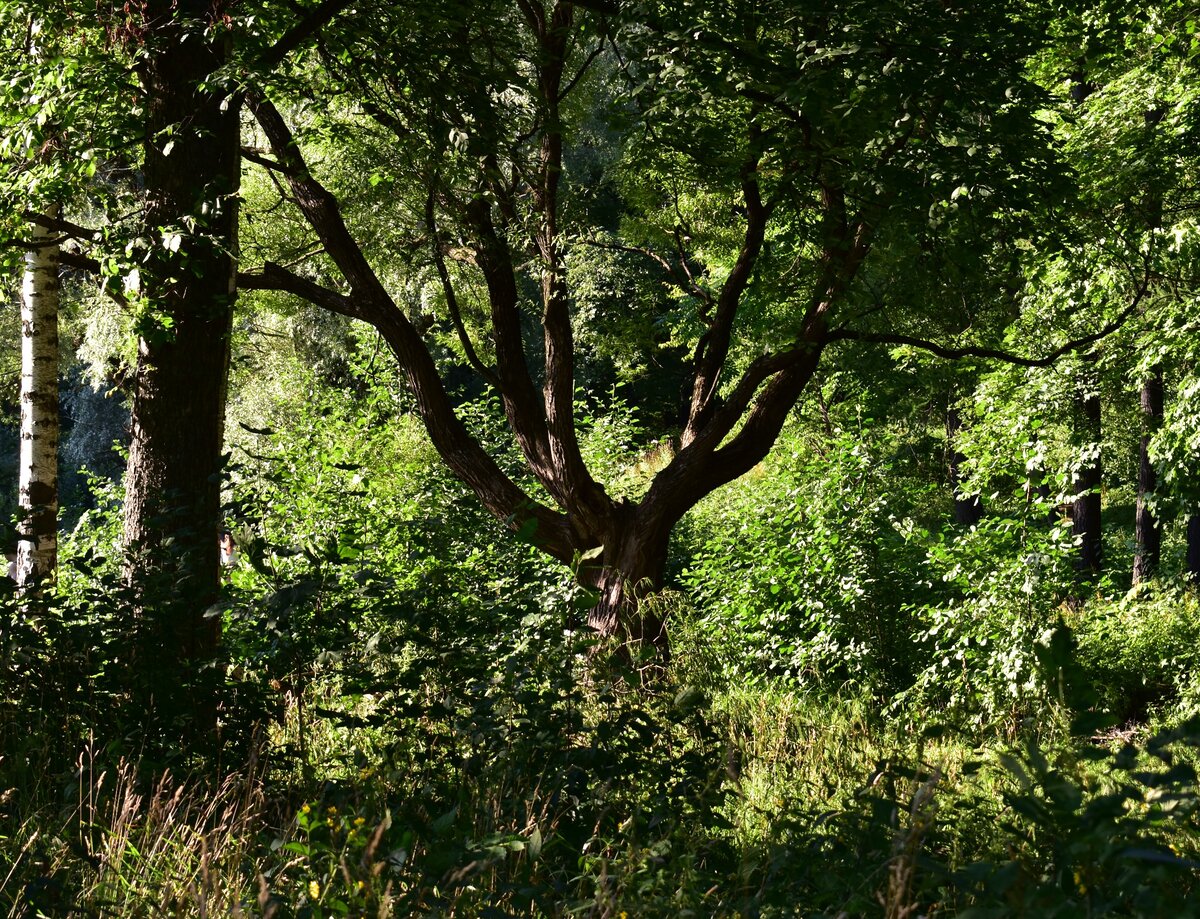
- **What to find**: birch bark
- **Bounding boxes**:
[16,205,60,587]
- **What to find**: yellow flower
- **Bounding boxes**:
[308,880,321,900]
[354,816,366,827]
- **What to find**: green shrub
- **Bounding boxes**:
[683,431,936,694]
[1072,586,1200,725]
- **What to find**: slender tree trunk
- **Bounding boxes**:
[1072,379,1103,578]
[123,3,239,680]
[17,207,60,587]
[946,406,982,527]
[1133,369,1163,584]
[1187,514,1200,586]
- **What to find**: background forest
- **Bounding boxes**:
[2,0,1200,915]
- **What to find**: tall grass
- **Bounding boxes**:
[1,745,267,917]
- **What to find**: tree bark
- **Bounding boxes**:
[1072,379,1103,578]
[946,406,982,527]
[123,2,239,672]
[1133,369,1163,585]
[583,504,672,655]
[17,206,60,587]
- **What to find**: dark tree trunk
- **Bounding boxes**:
[946,406,983,527]
[584,507,672,658]
[1187,515,1200,586]
[1133,370,1163,585]
[122,3,239,705]
[1072,381,1103,578]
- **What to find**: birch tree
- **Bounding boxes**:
[16,203,58,586]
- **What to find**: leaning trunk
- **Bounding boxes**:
[17,207,60,587]
[1133,369,1163,585]
[122,4,239,696]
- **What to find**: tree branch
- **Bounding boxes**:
[23,210,100,245]
[237,262,365,320]
[256,0,357,73]
[246,90,575,560]
[240,145,299,177]
[248,91,390,301]
[582,236,712,306]
[682,151,773,445]
[829,268,1153,368]
[425,191,501,389]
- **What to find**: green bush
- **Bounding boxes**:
[1073,586,1200,725]
[683,430,936,694]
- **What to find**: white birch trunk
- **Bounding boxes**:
[17,207,60,586]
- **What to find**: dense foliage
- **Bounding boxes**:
[1,0,1200,915]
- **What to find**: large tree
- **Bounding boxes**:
[116,0,241,667]
[235,0,1109,653]
[1,1,353,740]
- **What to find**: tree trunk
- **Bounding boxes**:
[17,207,60,587]
[123,3,239,676]
[1187,514,1200,587]
[946,406,983,527]
[1072,380,1103,578]
[1133,369,1163,585]
[583,505,672,659]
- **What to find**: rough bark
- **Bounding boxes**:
[946,406,983,527]
[584,504,672,657]
[17,206,60,587]
[1133,369,1163,585]
[122,1,239,669]
[1072,379,1103,578]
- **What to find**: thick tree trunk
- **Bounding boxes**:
[1072,381,1103,578]
[123,3,239,673]
[1133,369,1163,585]
[584,509,672,659]
[17,207,60,587]
[946,406,983,527]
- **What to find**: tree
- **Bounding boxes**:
[947,404,983,528]
[234,0,1107,655]
[1134,368,1163,584]
[1,6,89,588]
[1071,368,1103,578]
[115,0,241,671]
[16,203,58,586]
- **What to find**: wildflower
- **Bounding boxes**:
[309,880,321,900]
